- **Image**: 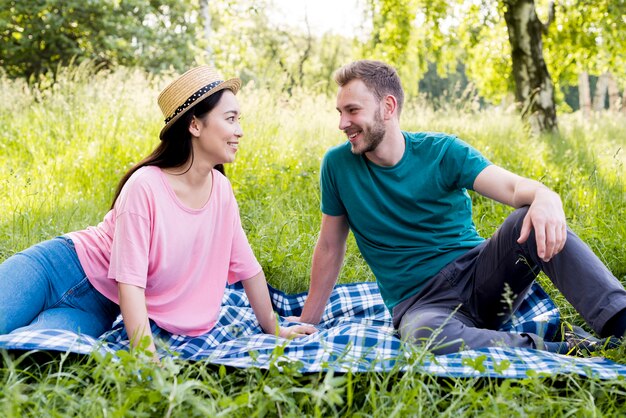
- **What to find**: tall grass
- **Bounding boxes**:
[1,66,626,415]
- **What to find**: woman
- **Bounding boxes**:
[0,66,316,356]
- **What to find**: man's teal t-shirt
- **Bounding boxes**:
[320,131,491,310]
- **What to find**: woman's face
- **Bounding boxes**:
[190,90,243,167]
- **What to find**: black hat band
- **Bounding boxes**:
[164,80,223,125]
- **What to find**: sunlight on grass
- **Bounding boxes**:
[1,66,626,415]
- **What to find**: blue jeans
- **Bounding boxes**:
[0,236,119,337]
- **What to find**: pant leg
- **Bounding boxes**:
[394,249,540,354]
[471,207,626,334]
[0,237,119,337]
[398,305,536,355]
[0,239,61,333]
[470,208,541,330]
[14,307,113,337]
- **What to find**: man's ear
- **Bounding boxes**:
[188,116,201,137]
[382,94,398,120]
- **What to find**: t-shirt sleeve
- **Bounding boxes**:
[227,199,262,285]
[108,176,152,288]
[320,150,347,216]
[440,136,491,191]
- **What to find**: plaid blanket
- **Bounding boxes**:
[2,281,626,379]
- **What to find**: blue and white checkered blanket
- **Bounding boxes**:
[2,281,626,379]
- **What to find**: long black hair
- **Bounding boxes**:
[111,89,227,209]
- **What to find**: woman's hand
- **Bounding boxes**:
[277,324,317,339]
[242,271,317,339]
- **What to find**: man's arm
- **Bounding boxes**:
[298,214,350,324]
[473,164,567,262]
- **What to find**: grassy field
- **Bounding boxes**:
[1,65,626,416]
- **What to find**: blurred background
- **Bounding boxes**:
[1,0,624,133]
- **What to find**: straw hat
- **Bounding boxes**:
[157,66,241,139]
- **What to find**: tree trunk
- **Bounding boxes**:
[578,71,591,119]
[201,0,212,61]
[502,0,558,134]
[593,72,608,111]
[606,72,619,112]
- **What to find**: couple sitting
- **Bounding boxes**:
[1,60,624,359]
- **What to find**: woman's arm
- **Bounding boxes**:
[118,283,158,360]
[242,271,317,338]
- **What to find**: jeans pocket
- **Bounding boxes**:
[53,276,91,309]
[57,236,76,250]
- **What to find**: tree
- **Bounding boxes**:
[365,0,558,133]
[578,71,591,117]
[457,0,626,116]
[501,0,557,133]
[0,0,200,79]
[367,0,625,132]
[593,72,609,111]
[201,0,213,60]
[543,0,625,114]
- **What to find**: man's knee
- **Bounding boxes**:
[491,206,530,244]
[398,309,463,354]
[506,206,529,229]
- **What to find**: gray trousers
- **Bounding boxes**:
[393,207,626,354]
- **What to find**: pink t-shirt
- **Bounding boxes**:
[68,166,262,336]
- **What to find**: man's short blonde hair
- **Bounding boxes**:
[334,60,404,116]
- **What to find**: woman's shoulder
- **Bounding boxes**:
[212,168,235,189]
[124,166,163,190]
[115,166,164,208]
[130,165,161,181]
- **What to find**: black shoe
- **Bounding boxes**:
[563,325,621,356]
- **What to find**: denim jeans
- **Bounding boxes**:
[0,236,119,337]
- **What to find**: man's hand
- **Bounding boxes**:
[474,165,568,263]
[517,188,567,262]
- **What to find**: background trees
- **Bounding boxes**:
[364,0,625,133]
[1,0,624,131]
[0,0,199,79]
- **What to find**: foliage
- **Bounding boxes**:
[363,0,419,95]
[543,0,626,86]
[456,0,514,105]
[1,0,623,114]
[206,0,356,95]
[0,0,358,93]
[362,0,462,97]
[4,347,626,416]
[364,0,625,109]
[460,0,625,106]
[0,0,201,79]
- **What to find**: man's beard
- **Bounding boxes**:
[350,111,385,155]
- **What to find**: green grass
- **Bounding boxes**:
[1,65,626,416]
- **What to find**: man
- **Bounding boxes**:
[294,60,626,355]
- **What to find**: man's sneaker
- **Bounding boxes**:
[563,325,621,356]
